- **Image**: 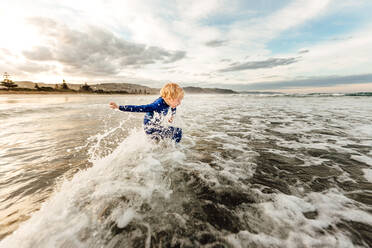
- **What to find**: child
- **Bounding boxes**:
[109,83,184,143]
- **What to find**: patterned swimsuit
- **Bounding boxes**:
[119,97,182,143]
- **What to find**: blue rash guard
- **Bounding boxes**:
[119,97,182,143]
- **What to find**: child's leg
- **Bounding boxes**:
[144,127,162,142]
[166,126,182,143]
[144,125,182,143]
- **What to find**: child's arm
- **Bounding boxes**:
[109,98,162,112]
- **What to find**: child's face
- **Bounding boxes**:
[166,96,183,108]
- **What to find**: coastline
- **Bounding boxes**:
[0,89,238,95]
[1,81,238,95]
[0,90,156,95]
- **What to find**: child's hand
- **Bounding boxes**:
[168,116,174,123]
[109,102,118,109]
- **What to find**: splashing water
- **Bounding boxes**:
[1,94,372,248]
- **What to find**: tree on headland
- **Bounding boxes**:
[80,82,92,92]
[34,83,54,91]
[61,79,69,89]
[1,72,18,89]
[1,80,18,89]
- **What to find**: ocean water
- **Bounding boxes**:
[0,94,371,248]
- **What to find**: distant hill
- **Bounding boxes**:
[240,91,283,94]
[345,92,372,96]
[90,83,157,94]
[183,86,237,94]
[13,81,157,94]
[10,81,237,94]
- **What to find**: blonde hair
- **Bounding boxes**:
[160,83,184,100]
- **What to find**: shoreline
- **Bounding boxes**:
[0,90,155,95]
[0,90,238,95]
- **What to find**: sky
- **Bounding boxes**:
[0,0,372,93]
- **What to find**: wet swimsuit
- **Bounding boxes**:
[119,97,182,143]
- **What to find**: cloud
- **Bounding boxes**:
[298,49,309,54]
[27,17,59,35]
[23,46,54,61]
[220,59,231,62]
[205,39,228,47]
[193,72,211,76]
[220,58,231,62]
[331,36,353,41]
[17,62,56,73]
[166,51,187,63]
[0,48,12,58]
[229,61,239,66]
[24,17,186,76]
[177,0,230,21]
[2,0,371,92]
[219,57,298,72]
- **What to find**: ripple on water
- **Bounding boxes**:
[1,95,372,247]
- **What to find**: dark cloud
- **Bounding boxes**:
[219,57,299,72]
[205,39,228,47]
[24,17,186,76]
[298,49,309,54]
[212,73,372,91]
[166,51,186,63]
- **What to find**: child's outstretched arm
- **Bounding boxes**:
[109,98,162,112]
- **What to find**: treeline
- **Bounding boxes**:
[0,80,150,94]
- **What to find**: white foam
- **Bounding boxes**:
[351,155,372,166]
[362,168,372,182]
[115,208,137,228]
[0,129,179,248]
[226,230,355,248]
[2,94,372,247]
[226,189,372,247]
[307,190,372,226]
[351,124,372,138]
